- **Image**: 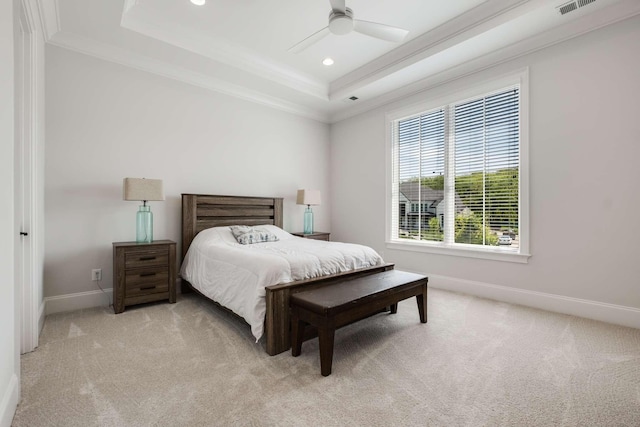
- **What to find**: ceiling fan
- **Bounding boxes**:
[288,0,409,54]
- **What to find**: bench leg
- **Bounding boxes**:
[416,285,428,323]
[318,327,335,376]
[390,303,398,314]
[291,313,305,357]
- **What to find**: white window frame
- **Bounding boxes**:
[385,69,531,263]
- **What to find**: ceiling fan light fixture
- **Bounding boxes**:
[328,8,354,35]
[287,1,408,54]
[322,57,334,66]
[190,0,206,5]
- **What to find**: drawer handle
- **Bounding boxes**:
[139,256,157,261]
[139,272,157,277]
[140,285,156,291]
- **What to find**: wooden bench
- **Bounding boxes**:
[290,270,428,376]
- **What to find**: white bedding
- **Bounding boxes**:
[180,225,384,341]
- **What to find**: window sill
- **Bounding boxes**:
[386,240,531,264]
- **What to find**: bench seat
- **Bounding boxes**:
[290,269,428,376]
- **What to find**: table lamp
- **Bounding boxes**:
[123,178,164,243]
[296,189,321,234]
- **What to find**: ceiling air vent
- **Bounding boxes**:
[557,0,596,15]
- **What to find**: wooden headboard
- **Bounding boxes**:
[181,194,283,260]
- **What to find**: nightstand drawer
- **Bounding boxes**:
[125,249,168,269]
[126,281,169,298]
[125,267,169,288]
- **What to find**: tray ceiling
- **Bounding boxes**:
[40,0,640,122]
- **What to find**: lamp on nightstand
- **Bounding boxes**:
[123,178,164,243]
[296,189,321,234]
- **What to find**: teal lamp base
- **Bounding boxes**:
[136,205,153,243]
[303,206,314,234]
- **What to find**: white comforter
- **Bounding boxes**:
[180,225,384,341]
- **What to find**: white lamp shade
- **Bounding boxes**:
[123,178,165,201]
[296,189,321,206]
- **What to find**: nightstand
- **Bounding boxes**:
[291,231,331,241]
[112,240,176,314]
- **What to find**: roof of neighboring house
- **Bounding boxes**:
[400,181,444,203]
[399,181,466,212]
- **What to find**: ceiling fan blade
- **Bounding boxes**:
[329,0,346,13]
[353,20,409,43]
[287,26,331,54]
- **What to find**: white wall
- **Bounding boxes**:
[0,1,18,425]
[331,16,640,326]
[45,46,331,306]
[33,3,46,338]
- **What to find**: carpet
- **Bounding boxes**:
[12,289,640,426]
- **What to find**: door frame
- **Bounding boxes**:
[15,0,41,354]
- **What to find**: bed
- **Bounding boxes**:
[180,193,394,355]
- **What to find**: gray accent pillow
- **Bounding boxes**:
[229,225,279,245]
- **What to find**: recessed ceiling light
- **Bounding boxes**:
[322,57,334,66]
[190,0,205,5]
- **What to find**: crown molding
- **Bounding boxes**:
[48,31,330,123]
[35,0,60,41]
[328,0,640,123]
[328,0,537,101]
[37,0,329,121]
[122,0,139,14]
[19,0,43,41]
[120,3,329,101]
[35,0,640,126]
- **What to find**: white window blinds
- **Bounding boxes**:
[391,85,521,252]
[396,109,445,242]
[453,87,520,248]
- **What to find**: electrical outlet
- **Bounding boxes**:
[91,268,102,281]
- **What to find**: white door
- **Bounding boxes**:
[14,1,38,354]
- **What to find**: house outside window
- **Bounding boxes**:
[386,71,530,263]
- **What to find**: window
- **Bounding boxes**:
[387,73,529,263]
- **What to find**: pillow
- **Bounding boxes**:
[229,225,279,245]
[255,224,296,241]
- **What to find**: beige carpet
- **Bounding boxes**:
[12,289,640,426]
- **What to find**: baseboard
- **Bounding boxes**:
[0,374,18,427]
[45,279,182,315]
[45,288,113,315]
[38,301,45,335]
[44,276,639,329]
[426,274,640,329]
